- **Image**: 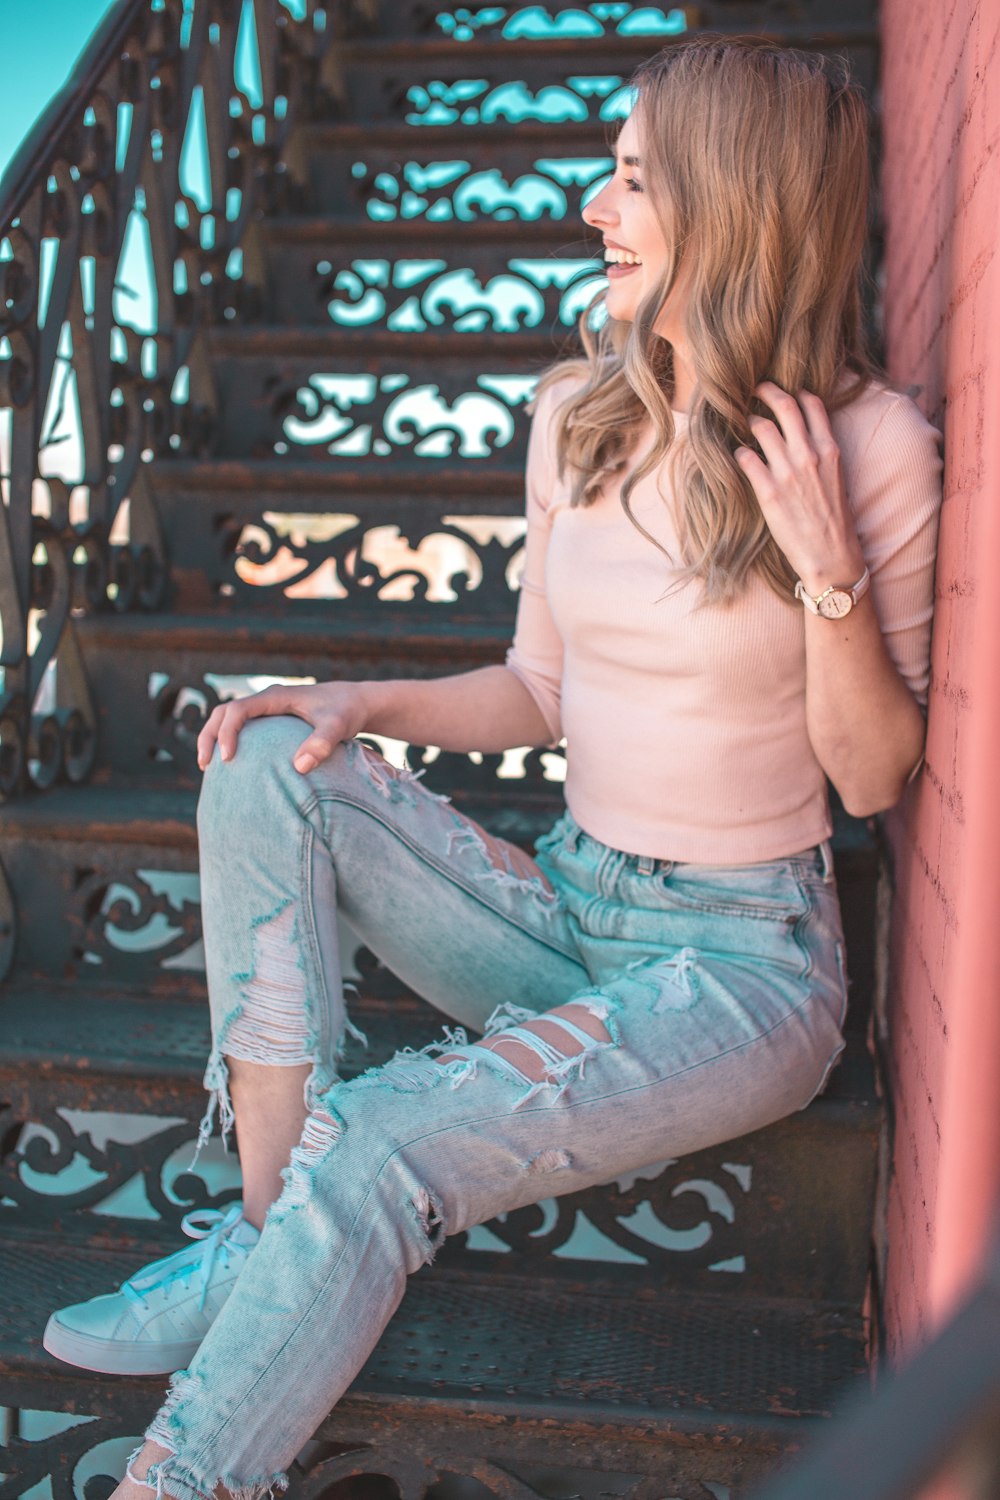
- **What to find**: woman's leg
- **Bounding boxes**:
[45,719,592,1377]
[194,720,591,1220]
[119,823,848,1500]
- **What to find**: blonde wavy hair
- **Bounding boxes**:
[535,34,886,603]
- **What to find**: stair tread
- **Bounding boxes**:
[0,982,876,1115]
[205,323,576,356]
[0,1224,865,1426]
[303,120,612,147]
[257,216,593,245]
[0,770,881,853]
[151,458,524,489]
[76,611,517,650]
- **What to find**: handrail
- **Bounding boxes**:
[0,0,147,230]
[750,1228,1000,1500]
[0,0,349,926]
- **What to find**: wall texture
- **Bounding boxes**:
[878,0,1000,1360]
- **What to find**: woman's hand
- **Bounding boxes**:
[196,681,374,775]
[733,381,926,815]
[734,380,866,593]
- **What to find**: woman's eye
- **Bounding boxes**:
[625,177,643,193]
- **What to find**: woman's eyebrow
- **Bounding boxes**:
[610,145,643,167]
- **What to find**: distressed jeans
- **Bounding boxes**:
[142,718,849,1500]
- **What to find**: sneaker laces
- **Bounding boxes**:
[120,1203,252,1315]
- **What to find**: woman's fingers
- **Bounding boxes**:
[733,442,776,499]
[291,723,345,776]
[196,685,360,774]
[749,383,817,468]
[196,686,296,769]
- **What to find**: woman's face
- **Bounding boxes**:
[581,110,687,343]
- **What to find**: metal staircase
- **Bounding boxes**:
[0,2,883,1495]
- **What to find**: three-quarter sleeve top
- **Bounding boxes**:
[505,373,944,864]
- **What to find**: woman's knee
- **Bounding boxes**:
[197,719,353,833]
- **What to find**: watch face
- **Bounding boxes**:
[818,589,853,619]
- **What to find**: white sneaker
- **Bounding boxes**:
[43,1203,260,1375]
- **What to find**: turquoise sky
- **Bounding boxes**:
[0,0,116,184]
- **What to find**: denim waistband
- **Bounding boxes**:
[556,812,834,884]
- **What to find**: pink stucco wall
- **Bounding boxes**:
[878,0,1000,1360]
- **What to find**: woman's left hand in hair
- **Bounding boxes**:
[734,380,866,593]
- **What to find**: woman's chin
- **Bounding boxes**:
[604,294,636,325]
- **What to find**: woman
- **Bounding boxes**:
[44,34,942,1500]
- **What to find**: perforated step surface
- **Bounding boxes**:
[0,1227,866,1421]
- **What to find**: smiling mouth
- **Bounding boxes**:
[604,248,643,266]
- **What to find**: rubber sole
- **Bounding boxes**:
[42,1314,201,1376]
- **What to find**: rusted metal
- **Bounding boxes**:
[0,1224,865,1498]
[748,1227,1000,1500]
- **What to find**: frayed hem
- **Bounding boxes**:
[137,1450,289,1500]
[143,1379,290,1500]
[191,1052,235,1168]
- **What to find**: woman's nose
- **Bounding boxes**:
[582,179,616,229]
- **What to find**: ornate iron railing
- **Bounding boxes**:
[0,0,365,806]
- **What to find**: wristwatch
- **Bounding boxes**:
[794,567,871,619]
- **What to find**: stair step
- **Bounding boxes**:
[0,785,558,989]
[328,44,661,130]
[0,976,877,1303]
[253,227,603,332]
[202,329,554,462]
[0,1224,866,1497]
[323,45,876,163]
[145,454,530,613]
[367,2,878,46]
[0,780,879,1028]
[77,615,516,783]
[1,980,873,1106]
[296,123,613,221]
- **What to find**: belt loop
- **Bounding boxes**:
[819,839,835,883]
[563,815,580,853]
[636,854,655,876]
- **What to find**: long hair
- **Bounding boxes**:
[536,35,886,603]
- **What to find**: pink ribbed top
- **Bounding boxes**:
[506,374,944,864]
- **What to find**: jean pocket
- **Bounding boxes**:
[658,865,810,925]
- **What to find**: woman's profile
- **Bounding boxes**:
[42,34,943,1500]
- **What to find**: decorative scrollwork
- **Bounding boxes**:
[450,1156,753,1272]
[319,255,602,333]
[0,0,347,799]
[0,1101,232,1228]
[399,73,633,127]
[230,511,526,605]
[0,1413,146,1500]
[355,154,611,222]
[266,370,536,459]
[428,4,690,42]
[74,866,202,977]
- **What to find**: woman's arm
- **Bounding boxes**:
[735,380,932,817]
[362,666,553,755]
[196,665,553,775]
[198,378,573,777]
